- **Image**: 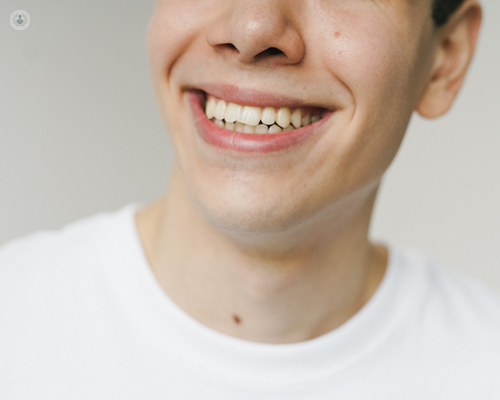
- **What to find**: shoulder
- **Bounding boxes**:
[0,210,109,272]
[403,247,500,330]
[391,246,500,384]
[394,245,500,333]
[0,205,141,391]
[0,204,137,301]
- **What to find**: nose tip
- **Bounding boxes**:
[206,3,305,66]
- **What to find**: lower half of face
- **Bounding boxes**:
[148,0,434,237]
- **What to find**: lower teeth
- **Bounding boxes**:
[210,117,319,134]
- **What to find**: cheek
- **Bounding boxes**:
[309,12,418,192]
[147,1,219,156]
[315,7,413,108]
[147,0,217,80]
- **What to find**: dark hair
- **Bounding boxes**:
[433,0,466,26]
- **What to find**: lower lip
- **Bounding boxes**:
[187,90,334,154]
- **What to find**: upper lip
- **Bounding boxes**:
[184,83,333,111]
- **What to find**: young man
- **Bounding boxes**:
[1,0,498,398]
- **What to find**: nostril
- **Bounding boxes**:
[267,47,283,55]
[214,43,239,54]
[262,47,283,56]
[253,47,285,61]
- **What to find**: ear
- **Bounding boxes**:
[416,0,482,119]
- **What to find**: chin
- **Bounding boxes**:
[188,184,311,237]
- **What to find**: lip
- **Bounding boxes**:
[186,83,331,109]
[187,89,334,154]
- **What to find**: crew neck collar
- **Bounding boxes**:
[101,203,427,389]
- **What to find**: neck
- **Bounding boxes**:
[136,165,387,344]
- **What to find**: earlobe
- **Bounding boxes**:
[416,45,451,118]
[416,0,482,119]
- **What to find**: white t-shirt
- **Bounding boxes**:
[1,204,500,400]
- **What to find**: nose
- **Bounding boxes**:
[206,0,305,66]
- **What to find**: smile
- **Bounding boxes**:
[206,95,324,134]
[187,87,334,153]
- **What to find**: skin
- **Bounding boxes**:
[138,0,482,343]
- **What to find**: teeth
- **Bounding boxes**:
[224,102,242,123]
[206,97,216,119]
[243,124,255,134]
[235,122,245,133]
[301,114,310,127]
[204,96,323,134]
[276,107,291,129]
[240,106,261,126]
[261,107,276,125]
[214,100,227,120]
[291,109,302,129]
[268,124,282,134]
[255,124,269,134]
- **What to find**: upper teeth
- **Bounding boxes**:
[205,96,321,133]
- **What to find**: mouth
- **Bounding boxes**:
[186,87,335,153]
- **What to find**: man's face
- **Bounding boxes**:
[147,0,436,236]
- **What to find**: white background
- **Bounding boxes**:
[1,1,499,291]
